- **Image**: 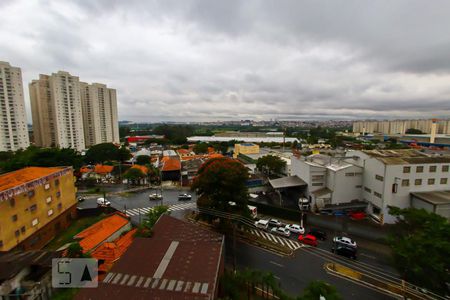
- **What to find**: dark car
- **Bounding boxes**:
[332,245,357,259]
[308,228,327,240]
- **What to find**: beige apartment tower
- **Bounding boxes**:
[30,71,85,151]
[80,83,120,147]
[0,61,30,151]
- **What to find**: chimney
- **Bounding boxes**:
[430,119,437,144]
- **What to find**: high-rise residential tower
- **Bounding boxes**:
[80,82,120,147]
[30,71,85,151]
[0,61,30,151]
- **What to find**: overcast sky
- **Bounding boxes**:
[2,0,450,122]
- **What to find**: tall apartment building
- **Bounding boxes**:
[353,119,450,135]
[80,82,120,147]
[30,71,85,151]
[0,61,30,151]
[0,166,77,252]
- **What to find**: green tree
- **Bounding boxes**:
[299,280,342,300]
[67,242,84,258]
[256,155,287,176]
[192,157,249,213]
[84,143,120,164]
[138,205,170,237]
[123,167,146,185]
[405,128,424,134]
[193,142,209,154]
[388,206,450,293]
[136,155,150,165]
[118,145,132,162]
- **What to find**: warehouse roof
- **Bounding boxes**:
[411,191,450,205]
[362,149,450,165]
[269,175,307,189]
[75,215,224,300]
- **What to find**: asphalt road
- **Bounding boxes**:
[226,239,395,299]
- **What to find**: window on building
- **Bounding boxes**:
[443,165,449,172]
[28,190,35,198]
[429,166,437,173]
[364,187,372,193]
[312,175,324,181]
[31,218,39,227]
[21,226,25,234]
[56,191,61,198]
[48,209,54,216]
[355,185,362,188]
[55,179,60,186]
[375,175,384,181]
[11,214,18,222]
[440,178,448,184]
[374,192,382,198]
[312,183,323,186]
[403,166,411,173]
[416,166,424,173]
[345,173,355,177]
[415,179,422,185]
[428,178,435,185]
[401,179,409,186]
[46,196,52,204]
[57,203,62,210]
[0,240,3,248]
[15,230,20,237]
[44,183,50,190]
[9,198,15,207]
[30,204,37,212]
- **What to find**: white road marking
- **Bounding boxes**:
[126,202,196,216]
[269,261,284,268]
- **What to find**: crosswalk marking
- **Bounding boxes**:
[249,229,303,251]
[125,202,196,216]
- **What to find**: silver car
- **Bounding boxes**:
[271,227,291,237]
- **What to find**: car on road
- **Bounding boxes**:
[308,228,327,240]
[271,227,291,237]
[77,196,85,202]
[298,234,318,247]
[333,236,357,248]
[96,197,111,207]
[285,224,305,234]
[178,193,192,200]
[268,219,282,227]
[332,245,357,259]
[348,211,366,220]
[149,193,162,200]
[255,219,269,230]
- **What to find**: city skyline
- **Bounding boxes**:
[1,1,450,122]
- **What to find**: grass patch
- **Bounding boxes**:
[51,288,79,300]
[45,214,106,250]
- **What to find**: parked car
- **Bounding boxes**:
[77,196,85,202]
[268,219,282,227]
[348,211,367,220]
[308,228,327,240]
[332,245,357,259]
[271,227,291,237]
[298,234,318,247]
[333,210,346,216]
[319,209,333,215]
[149,193,162,200]
[333,236,357,248]
[96,197,111,207]
[255,219,269,230]
[285,224,305,234]
[178,193,192,200]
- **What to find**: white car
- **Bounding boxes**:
[268,219,282,227]
[178,193,192,200]
[149,193,162,200]
[255,219,269,230]
[271,227,291,237]
[333,236,357,248]
[285,224,305,234]
[96,197,111,206]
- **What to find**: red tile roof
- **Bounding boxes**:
[94,164,114,174]
[75,212,130,253]
[131,164,148,174]
[161,157,181,171]
[92,228,137,273]
[0,167,66,192]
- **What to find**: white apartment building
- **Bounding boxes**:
[291,154,363,208]
[30,71,85,151]
[80,83,120,147]
[0,61,29,151]
[347,149,450,224]
[353,119,450,135]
